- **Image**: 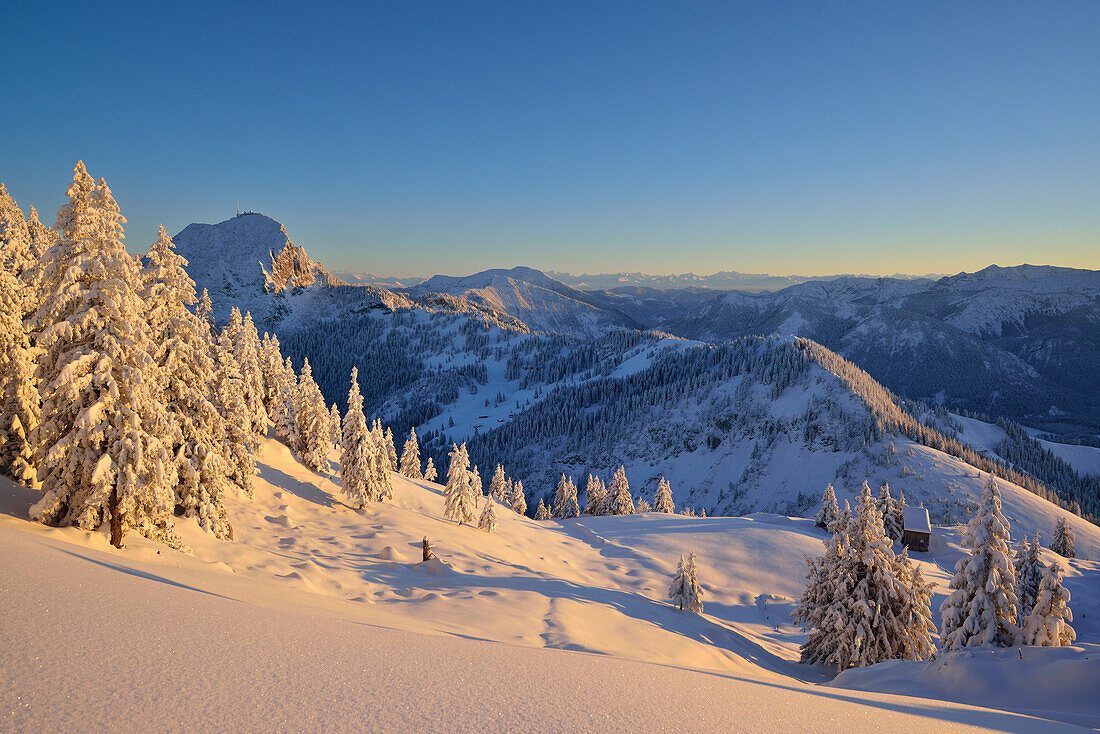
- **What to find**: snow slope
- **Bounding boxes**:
[4,430,1100,730]
[8,526,1071,733]
[1038,440,1100,478]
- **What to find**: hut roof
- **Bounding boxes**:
[903,506,931,534]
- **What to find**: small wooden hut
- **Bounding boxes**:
[902,506,931,552]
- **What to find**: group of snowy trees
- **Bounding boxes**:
[337,367,396,509]
[668,550,703,613]
[798,476,1077,671]
[795,482,937,670]
[0,165,289,546]
[818,481,905,541]
[940,477,1076,650]
[442,444,525,531]
[542,466,677,520]
[467,336,817,498]
[0,164,413,547]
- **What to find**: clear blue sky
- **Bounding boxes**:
[2,1,1098,276]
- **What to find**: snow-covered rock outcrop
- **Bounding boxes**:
[174,213,346,296]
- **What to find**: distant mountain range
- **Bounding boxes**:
[337,272,425,288]
[172,214,1099,444]
[334,269,946,292]
[547,270,945,292]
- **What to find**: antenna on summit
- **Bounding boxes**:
[236,198,240,217]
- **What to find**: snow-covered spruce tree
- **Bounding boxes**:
[668,551,703,612]
[653,476,675,514]
[141,225,232,538]
[29,166,175,547]
[368,420,393,502]
[0,183,35,317]
[828,484,910,668]
[0,186,40,481]
[796,485,934,669]
[828,499,853,536]
[814,483,839,528]
[1051,518,1076,559]
[584,474,605,516]
[794,508,851,665]
[399,429,422,479]
[0,185,40,486]
[25,205,57,262]
[534,497,551,520]
[423,456,437,482]
[597,477,614,515]
[273,356,298,446]
[24,202,54,257]
[893,547,938,662]
[359,420,382,502]
[214,327,256,497]
[195,288,214,331]
[328,403,341,451]
[224,308,268,440]
[0,268,39,486]
[0,183,34,279]
[668,554,689,610]
[293,358,330,472]
[511,479,527,516]
[1021,562,1075,647]
[478,493,498,532]
[488,464,508,501]
[443,442,477,524]
[241,311,269,434]
[939,476,1019,650]
[878,482,904,542]
[552,473,579,519]
[609,465,634,515]
[1013,533,1044,619]
[20,203,56,311]
[383,426,399,472]
[259,332,284,415]
[470,464,483,498]
[340,367,370,510]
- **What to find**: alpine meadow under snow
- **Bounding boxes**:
[2,165,1100,731]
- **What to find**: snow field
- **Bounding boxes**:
[4,428,1100,729]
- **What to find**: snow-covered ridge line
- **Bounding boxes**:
[797,339,1092,521]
